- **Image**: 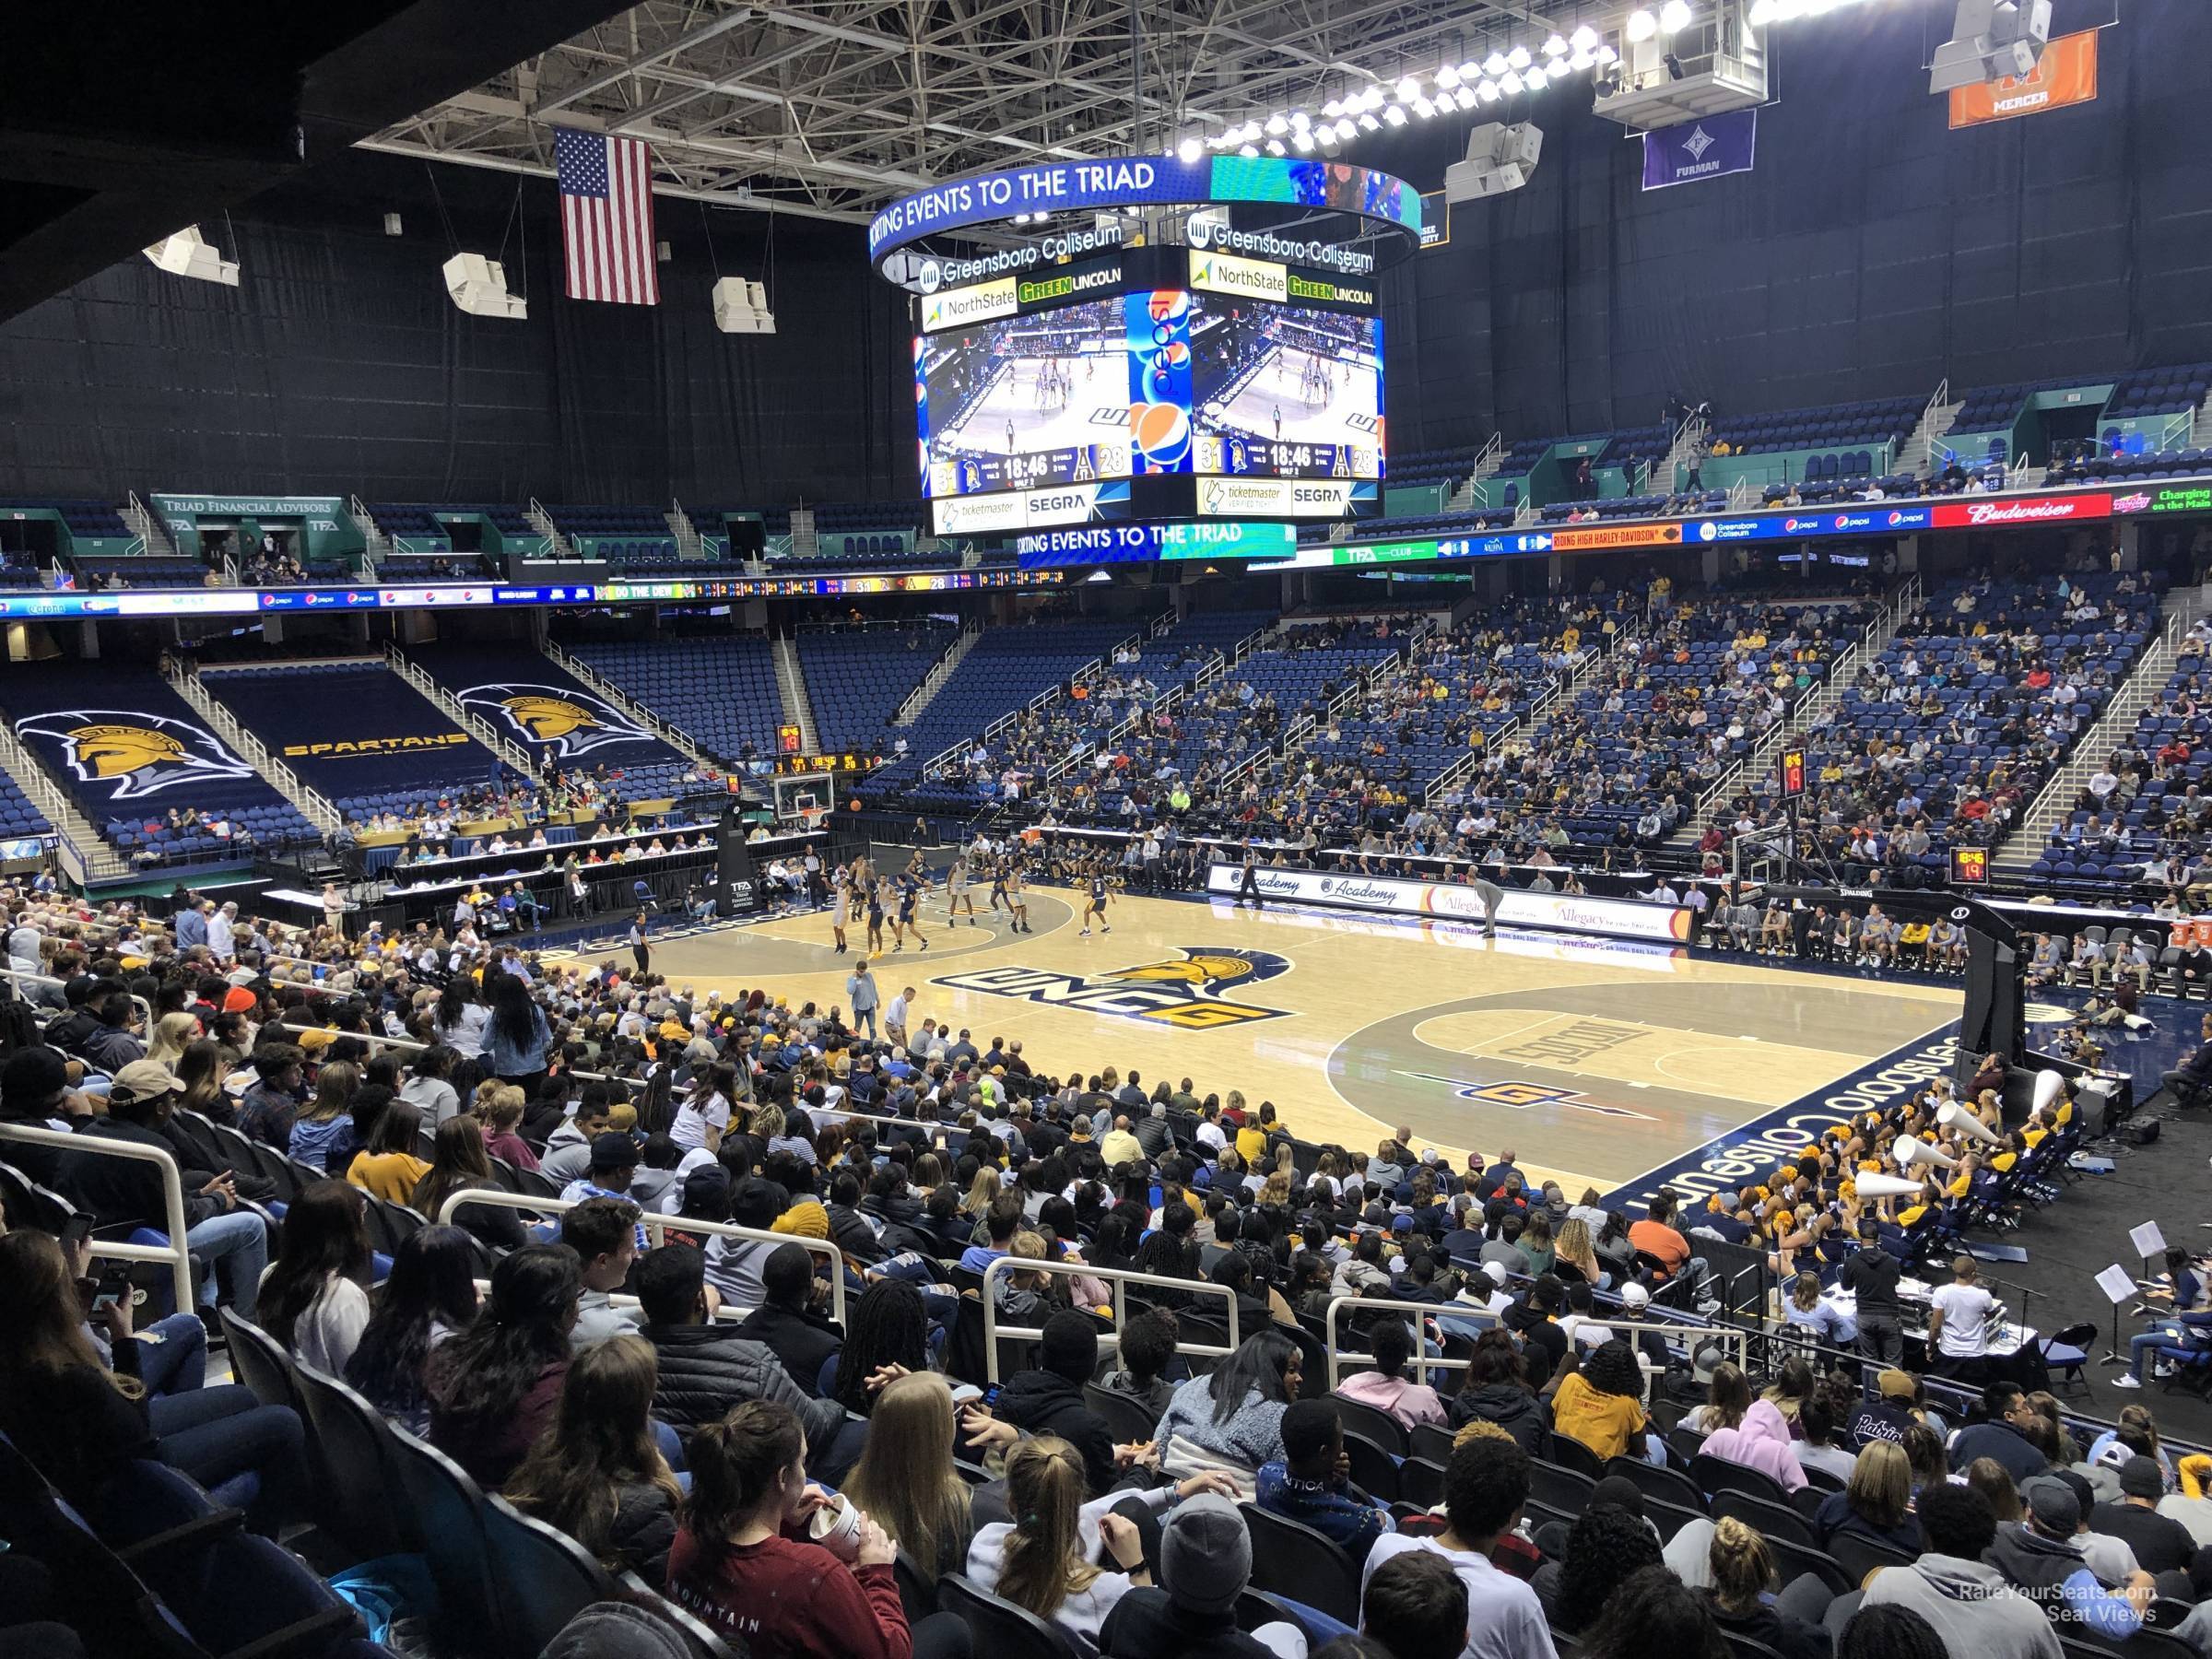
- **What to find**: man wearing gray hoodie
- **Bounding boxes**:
[1858,1484,2060,1659]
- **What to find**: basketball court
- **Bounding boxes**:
[1204,344,1381,453]
[941,351,1126,457]
[632,887,1962,1201]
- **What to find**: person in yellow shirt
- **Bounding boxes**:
[347,1101,433,1205]
[1546,1339,1650,1462]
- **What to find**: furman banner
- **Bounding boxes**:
[1641,109,1757,191]
[1203,862,1695,946]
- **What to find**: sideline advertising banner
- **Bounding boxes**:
[1203,863,1695,946]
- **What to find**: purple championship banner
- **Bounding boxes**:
[1641,109,1758,191]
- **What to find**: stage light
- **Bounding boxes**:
[1659,0,1693,32]
[1500,70,1524,94]
[1265,112,1288,135]
[1484,51,1509,75]
[1930,0,2052,92]
[1524,65,1548,89]
[1412,95,1436,117]
[1454,86,1480,109]
[1749,0,1777,20]
[1365,87,1390,111]
[1506,44,1533,69]
[1396,75,1423,101]
[1570,49,1594,70]
[1290,111,1311,128]
[1542,33,1568,56]
[1265,138,1286,155]
[1626,7,1658,41]
[1571,24,1600,50]
[1291,128,1315,149]
[1595,42,1619,63]
[1458,60,1482,81]
[1435,64,1461,88]
[1177,136,1203,162]
[1477,78,1500,101]
[1383,103,1408,125]
[1358,111,1381,130]
[1336,118,1359,140]
[1239,144,1259,157]
[1323,98,1344,118]
[1662,52,1684,76]
[144,225,240,288]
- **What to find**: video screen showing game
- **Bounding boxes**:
[1188,297,1383,481]
[916,300,1132,498]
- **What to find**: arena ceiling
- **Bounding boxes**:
[360,0,1636,229]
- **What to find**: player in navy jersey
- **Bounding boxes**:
[1078,867,1112,936]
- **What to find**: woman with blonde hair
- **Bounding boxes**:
[1703,1516,1827,1659]
[1813,1439,1919,1555]
[505,1335,682,1582]
[960,1166,1001,1219]
[146,1010,200,1071]
[840,1371,974,1580]
[1553,1216,1606,1288]
[288,1059,361,1174]
[476,1083,536,1170]
[175,1037,233,1122]
[966,1436,1232,1656]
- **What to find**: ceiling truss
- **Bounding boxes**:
[363,0,1623,229]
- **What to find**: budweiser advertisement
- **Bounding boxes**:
[1930,492,2112,530]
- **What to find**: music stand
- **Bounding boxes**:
[2096,1262,2140,1368]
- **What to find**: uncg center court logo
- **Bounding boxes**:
[933,946,1294,1031]
[457,683,653,759]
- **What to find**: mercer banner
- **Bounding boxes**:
[1949,29,2098,128]
[1641,109,1757,191]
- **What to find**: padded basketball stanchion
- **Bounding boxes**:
[716,799,757,916]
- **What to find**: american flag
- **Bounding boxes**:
[554,126,659,305]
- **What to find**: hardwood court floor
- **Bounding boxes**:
[643,889,1960,1199]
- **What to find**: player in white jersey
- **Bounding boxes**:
[830,869,852,954]
[1004,862,1030,934]
[947,856,976,926]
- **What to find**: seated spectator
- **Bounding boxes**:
[1815,1441,1920,1557]
[1446,1331,1551,1453]
[257,1178,374,1376]
[0,1228,303,1532]
[428,1243,582,1488]
[1545,1339,1649,1464]
[702,1176,786,1308]
[1098,1494,1307,1659]
[1256,1397,1394,1563]
[1337,1318,1445,1430]
[561,1194,644,1350]
[344,1225,479,1435]
[2089,1456,2199,1576]
[736,1242,845,1396]
[840,1371,975,1581]
[505,1333,683,1583]
[1100,1309,1181,1420]
[1984,1474,2154,1642]
[1530,1497,1664,1635]
[1703,1516,1830,1659]
[346,1100,431,1205]
[827,1279,934,1421]
[1700,1396,1806,1492]
[409,1113,530,1248]
[1795,1392,1857,1484]
[1155,1328,1301,1493]
[1578,1565,1726,1659]
[1360,1435,1553,1659]
[1859,1483,2062,1657]
[990,1308,1126,1498]
[967,1435,1231,1659]
[667,1399,953,1659]
[56,1058,269,1320]
[632,1241,847,1456]
[1947,1382,2050,1486]
[287,1059,360,1174]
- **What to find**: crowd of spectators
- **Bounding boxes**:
[4,861,2208,1659]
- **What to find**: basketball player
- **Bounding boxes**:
[988,857,1009,913]
[1004,860,1030,934]
[830,868,852,955]
[947,855,977,925]
[1078,865,1112,936]
[1273,404,1283,441]
[1005,418,1017,454]
[891,870,929,953]
[1235,841,1263,910]
[865,877,887,958]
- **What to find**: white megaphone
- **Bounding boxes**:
[1936,1101,2001,1147]
[1853,1171,1924,1200]
[2030,1069,2064,1116]
[1895,1135,1958,1171]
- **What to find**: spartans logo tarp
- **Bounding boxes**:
[933,946,1295,1030]
[456,683,654,760]
[14,711,256,801]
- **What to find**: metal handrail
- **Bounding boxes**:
[0,963,154,1030]
[1320,1293,1747,1390]
[980,1254,1241,1384]
[434,1188,846,1326]
[0,1121,199,1314]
